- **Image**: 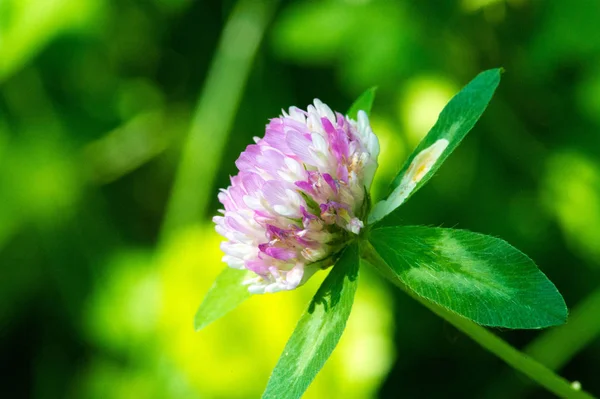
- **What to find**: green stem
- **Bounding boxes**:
[487,286,600,397]
[360,240,596,399]
[525,286,600,370]
[418,296,594,399]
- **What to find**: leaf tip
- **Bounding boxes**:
[347,86,378,119]
[193,312,208,332]
[551,299,569,326]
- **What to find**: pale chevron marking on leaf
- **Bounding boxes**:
[369,138,449,223]
[369,226,567,328]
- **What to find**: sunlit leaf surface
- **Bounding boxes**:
[262,244,360,399]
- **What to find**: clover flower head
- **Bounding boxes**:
[214,99,379,294]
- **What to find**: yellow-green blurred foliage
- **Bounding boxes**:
[82,227,393,398]
[1,0,600,398]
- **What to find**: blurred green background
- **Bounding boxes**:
[1,0,600,398]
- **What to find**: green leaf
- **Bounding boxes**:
[194,267,252,331]
[368,226,567,329]
[262,244,359,399]
[369,69,502,224]
[347,87,377,120]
